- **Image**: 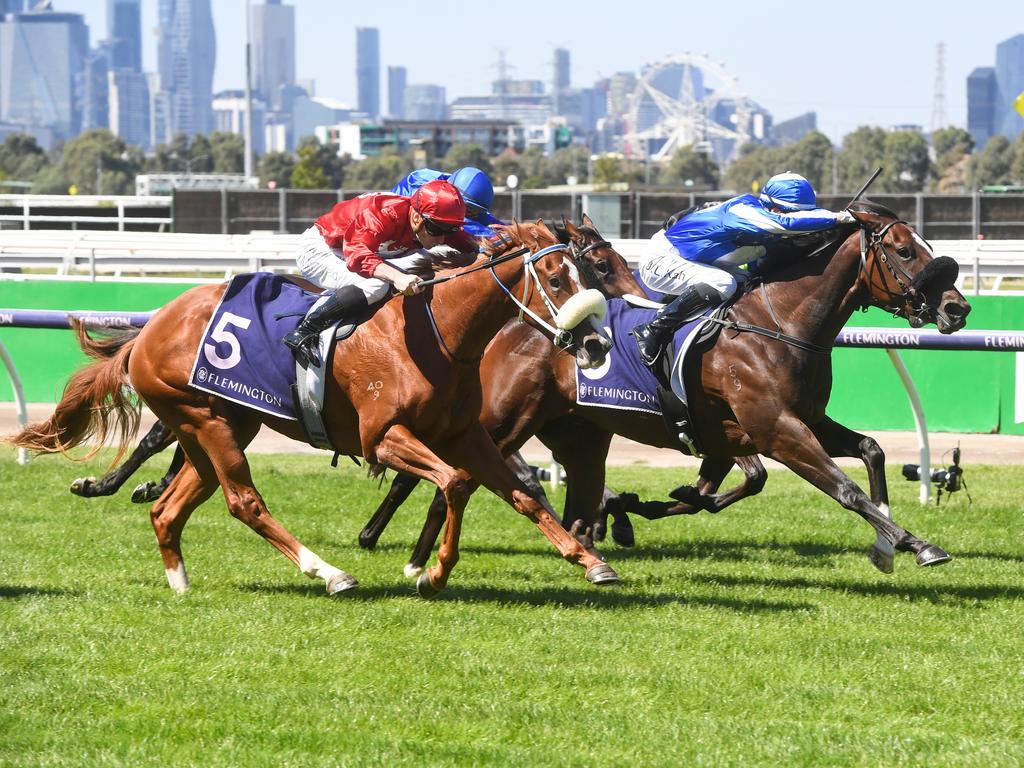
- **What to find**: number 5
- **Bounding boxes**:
[204,312,251,370]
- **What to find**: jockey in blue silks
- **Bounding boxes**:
[392,166,502,238]
[631,171,855,368]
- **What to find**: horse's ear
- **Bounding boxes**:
[581,213,595,229]
[562,215,579,239]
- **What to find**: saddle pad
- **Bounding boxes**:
[575,299,708,414]
[188,273,320,420]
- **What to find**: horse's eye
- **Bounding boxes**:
[594,260,610,275]
[548,276,562,290]
[897,246,914,260]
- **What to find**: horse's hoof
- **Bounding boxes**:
[416,572,441,599]
[357,531,378,550]
[916,544,952,567]
[586,562,620,586]
[611,519,635,548]
[326,572,359,595]
[70,477,94,497]
[403,563,424,579]
[868,544,895,574]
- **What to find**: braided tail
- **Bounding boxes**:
[3,320,142,464]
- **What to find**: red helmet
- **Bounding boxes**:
[411,180,466,227]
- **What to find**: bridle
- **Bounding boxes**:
[857,218,934,326]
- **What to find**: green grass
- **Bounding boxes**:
[1,453,1022,767]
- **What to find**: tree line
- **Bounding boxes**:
[1,126,1023,196]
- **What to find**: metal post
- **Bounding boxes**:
[915,194,924,236]
[886,349,931,504]
[221,189,229,234]
[22,198,29,230]
[0,340,29,465]
[243,0,254,180]
[972,192,981,240]
[633,192,641,239]
[278,188,287,233]
[117,199,125,232]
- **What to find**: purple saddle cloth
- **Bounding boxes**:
[188,273,320,420]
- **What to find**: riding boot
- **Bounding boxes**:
[630,283,722,368]
[283,285,370,368]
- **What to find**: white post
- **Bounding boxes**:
[0,340,29,465]
[886,349,931,504]
[244,0,255,180]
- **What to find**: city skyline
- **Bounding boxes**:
[47,0,1022,144]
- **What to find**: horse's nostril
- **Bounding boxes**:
[583,335,610,359]
[943,302,969,320]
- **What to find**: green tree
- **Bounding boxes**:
[147,134,208,173]
[660,144,720,189]
[1011,132,1024,185]
[931,126,974,192]
[208,131,245,174]
[780,131,834,193]
[591,154,628,190]
[722,142,778,193]
[836,126,885,194]
[258,151,296,189]
[546,145,590,186]
[0,133,50,183]
[290,143,329,189]
[294,135,349,189]
[880,130,929,192]
[46,129,140,195]
[491,149,524,188]
[970,135,1014,188]
[440,144,493,176]
[345,149,415,190]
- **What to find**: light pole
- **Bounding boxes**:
[244,0,254,179]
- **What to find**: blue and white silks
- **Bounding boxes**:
[391,169,502,238]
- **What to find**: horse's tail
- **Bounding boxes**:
[4,321,142,463]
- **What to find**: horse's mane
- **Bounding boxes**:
[480,221,557,258]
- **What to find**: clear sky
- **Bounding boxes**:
[54,0,1020,143]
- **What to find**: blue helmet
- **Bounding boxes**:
[759,172,817,211]
[448,167,494,214]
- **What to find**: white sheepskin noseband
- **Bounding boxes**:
[554,289,607,330]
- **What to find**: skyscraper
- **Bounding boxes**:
[0,9,89,143]
[967,66,997,150]
[0,1,25,14]
[388,65,406,119]
[108,0,141,72]
[356,27,380,118]
[108,68,150,148]
[165,0,216,137]
[995,33,1024,140]
[553,48,570,114]
[404,84,446,121]
[252,0,295,111]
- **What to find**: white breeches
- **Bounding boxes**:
[295,225,432,303]
[638,230,754,299]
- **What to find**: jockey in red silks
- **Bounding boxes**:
[283,179,477,367]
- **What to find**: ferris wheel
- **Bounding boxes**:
[624,53,758,164]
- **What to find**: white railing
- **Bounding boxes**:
[0,195,172,232]
[0,230,1022,293]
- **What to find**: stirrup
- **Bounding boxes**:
[284,330,322,368]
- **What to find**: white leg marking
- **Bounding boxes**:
[404,563,424,579]
[165,562,189,594]
[298,546,344,585]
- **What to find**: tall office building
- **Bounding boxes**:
[553,48,570,114]
[388,65,407,119]
[0,0,25,14]
[0,8,89,143]
[156,0,174,86]
[81,43,113,131]
[108,0,141,72]
[252,0,295,110]
[404,84,446,121]
[967,66,997,149]
[164,0,216,137]
[148,72,172,146]
[109,68,149,148]
[995,33,1024,139]
[356,27,380,118]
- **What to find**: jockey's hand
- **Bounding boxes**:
[393,273,424,296]
[427,244,461,261]
[838,209,857,224]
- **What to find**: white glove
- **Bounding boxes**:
[427,244,462,261]
[837,209,856,224]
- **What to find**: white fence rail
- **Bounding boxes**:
[0,195,172,232]
[1,230,1022,294]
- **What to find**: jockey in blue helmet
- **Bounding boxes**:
[631,171,855,369]
[392,166,502,238]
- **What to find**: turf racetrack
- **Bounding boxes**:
[2,453,1022,767]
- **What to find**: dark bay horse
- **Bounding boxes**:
[372,203,971,576]
[6,222,619,598]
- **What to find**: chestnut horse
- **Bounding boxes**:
[371,202,971,576]
[7,222,619,598]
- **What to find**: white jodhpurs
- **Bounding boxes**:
[295,225,432,303]
[639,230,756,299]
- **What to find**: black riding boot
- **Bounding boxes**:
[283,285,370,368]
[630,283,722,368]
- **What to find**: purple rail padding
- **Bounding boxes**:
[0,309,155,329]
[835,327,1024,351]
[2,310,1024,352]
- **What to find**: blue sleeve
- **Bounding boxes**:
[390,169,447,196]
[731,201,842,235]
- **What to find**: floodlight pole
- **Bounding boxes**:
[244,0,254,179]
